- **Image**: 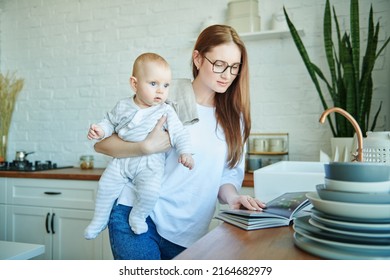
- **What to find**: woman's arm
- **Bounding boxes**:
[94,134,144,158]
[218,184,266,211]
[94,115,171,158]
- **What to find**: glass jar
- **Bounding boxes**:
[80,155,94,169]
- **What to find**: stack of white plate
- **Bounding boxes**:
[226,0,261,33]
[293,162,390,259]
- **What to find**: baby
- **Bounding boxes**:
[84,53,194,238]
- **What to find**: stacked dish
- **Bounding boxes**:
[293,162,390,259]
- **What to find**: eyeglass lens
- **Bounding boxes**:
[213,60,240,75]
[204,56,241,75]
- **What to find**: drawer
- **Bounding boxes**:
[7,178,97,210]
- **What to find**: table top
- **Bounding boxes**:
[0,240,45,260]
[174,223,320,260]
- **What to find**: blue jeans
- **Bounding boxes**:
[108,203,186,260]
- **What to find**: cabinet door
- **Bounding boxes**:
[0,178,6,203]
[0,205,6,240]
[52,208,103,260]
[0,179,6,240]
[7,205,52,259]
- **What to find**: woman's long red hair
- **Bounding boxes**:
[192,24,251,168]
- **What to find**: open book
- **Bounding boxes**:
[216,192,312,230]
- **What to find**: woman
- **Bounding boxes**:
[94,24,266,260]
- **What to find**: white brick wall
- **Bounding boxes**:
[0,0,389,167]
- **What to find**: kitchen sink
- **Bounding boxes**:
[253,161,325,202]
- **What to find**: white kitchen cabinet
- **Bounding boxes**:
[7,205,103,259]
[0,178,6,240]
[0,204,5,240]
[4,178,113,260]
[7,205,55,259]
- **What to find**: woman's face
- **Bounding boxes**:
[196,42,241,94]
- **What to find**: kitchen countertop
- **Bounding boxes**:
[0,167,104,181]
[0,167,254,186]
[243,172,253,187]
[0,240,45,260]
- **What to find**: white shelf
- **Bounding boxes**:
[190,29,304,42]
[239,29,304,41]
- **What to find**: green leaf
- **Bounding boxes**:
[341,35,356,137]
[369,101,382,135]
[359,7,378,130]
[284,1,390,137]
[283,6,337,136]
[324,0,337,94]
[350,0,360,100]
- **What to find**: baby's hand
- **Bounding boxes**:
[179,153,194,170]
[87,124,105,140]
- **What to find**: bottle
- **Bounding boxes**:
[80,155,94,169]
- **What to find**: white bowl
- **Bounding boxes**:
[324,178,390,193]
[306,192,390,220]
[316,184,390,204]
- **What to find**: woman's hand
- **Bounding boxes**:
[142,115,171,154]
[228,195,266,211]
[94,115,171,158]
[218,184,266,211]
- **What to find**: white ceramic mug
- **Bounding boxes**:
[254,138,269,152]
[269,138,285,152]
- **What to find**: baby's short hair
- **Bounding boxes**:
[132,53,170,77]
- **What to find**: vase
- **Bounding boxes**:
[330,136,358,162]
[0,134,7,162]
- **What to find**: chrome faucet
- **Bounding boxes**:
[319,107,363,162]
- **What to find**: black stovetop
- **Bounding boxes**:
[0,160,73,172]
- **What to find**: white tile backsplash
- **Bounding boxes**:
[0,0,389,167]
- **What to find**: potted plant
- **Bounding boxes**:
[283,0,390,138]
[0,72,24,162]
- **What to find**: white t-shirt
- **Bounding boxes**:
[118,104,245,247]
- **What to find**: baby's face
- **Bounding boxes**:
[133,62,172,108]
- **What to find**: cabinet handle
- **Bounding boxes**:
[45,213,50,233]
[44,191,62,195]
[51,213,55,234]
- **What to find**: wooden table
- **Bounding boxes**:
[174,223,320,260]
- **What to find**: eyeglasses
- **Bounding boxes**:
[203,56,241,75]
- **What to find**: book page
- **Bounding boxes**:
[263,192,309,218]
